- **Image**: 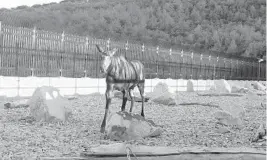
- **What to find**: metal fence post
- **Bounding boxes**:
[141,43,145,75]
[107,38,110,50]
[209,55,211,79]
[60,31,65,77]
[180,50,183,79]
[223,58,226,79]
[125,41,128,59]
[15,42,19,77]
[73,46,76,78]
[191,52,194,79]
[46,47,50,77]
[236,60,239,79]
[200,54,203,80]
[169,48,172,78]
[0,21,2,74]
[156,46,159,78]
[31,26,36,76]
[230,59,232,80]
[258,61,260,81]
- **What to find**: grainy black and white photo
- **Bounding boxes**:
[0,0,266,159]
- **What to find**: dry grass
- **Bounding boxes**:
[0,91,266,159]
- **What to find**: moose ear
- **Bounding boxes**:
[96,45,105,53]
[110,48,118,56]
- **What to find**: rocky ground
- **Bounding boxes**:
[0,91,266,159]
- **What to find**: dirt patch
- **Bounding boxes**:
[0,91,266,159]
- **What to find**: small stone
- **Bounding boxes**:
[215,127,231,134]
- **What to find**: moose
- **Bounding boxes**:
[95,45,145,133]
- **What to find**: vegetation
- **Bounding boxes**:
[0,0,266,59]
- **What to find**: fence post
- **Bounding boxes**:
[200,54,203,79]
[236,60,238,80]
[125,41,128,59]
[230,59,232,80]
[60,31,65,77]
[107,38,110,50]
[213,56,218,80]
[15,42,19,77]
[141,44,145,75]
[180,50,183,79]
[84,37,89,77]
[190,52,193,79]
[31,27,36,76]
[208,55,211,79]
[73,46,76,78]
[156,46,159,78]
[240,61,244,80]
[142,44,145,61]
[258,60,260,81]
[223,58,226,79]
[46,47,50,77]
[0,21,2,73]
[169,48,172,78]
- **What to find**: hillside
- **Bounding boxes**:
[0,0,266,59]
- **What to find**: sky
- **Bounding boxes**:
[0,0,62,9]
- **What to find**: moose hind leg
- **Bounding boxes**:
[129,89,135,113]
[101,88,112,133]
[137,83,145,118]
[121,90,127,112]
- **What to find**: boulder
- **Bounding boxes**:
[244,81,255,91]
[252,124,266,142]
[231,86,249,93]
[187,80,194,92]
[105,111,163,141]
[28,86,70,122]
[151,92,176,106]
[4,99,29,109]
[251,81,266,91]
[213,111,243,129]
[152,82,169,96]
[213,80,231,93]
[149,82,177,106]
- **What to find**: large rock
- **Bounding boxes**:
[151,92,176,106]
[149,82,176,106]
[105,111,163,141]
[29,86,70,122]
[213,79,231,93]
[228,81,248,93]
[231,86,249,93]
[244,81,255,90]
[213,111,243,129]
[251,81,266,91]
[187,80,194,92]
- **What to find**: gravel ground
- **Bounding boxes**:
[0,91,266,159]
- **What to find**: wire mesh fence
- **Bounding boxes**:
[0,21,266,80]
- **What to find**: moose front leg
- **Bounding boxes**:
[129,89,135,113]
[100,87,112,133]
[121,90,127,112]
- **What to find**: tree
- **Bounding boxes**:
[227,39,237,54]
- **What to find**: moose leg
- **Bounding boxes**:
[121,90,127,112]
[138,83,145,118]
[129,89,135,113]
[100,88,112,133]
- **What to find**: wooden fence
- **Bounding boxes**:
[0,21,266,80]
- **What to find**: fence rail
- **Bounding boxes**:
[0,22,266,80]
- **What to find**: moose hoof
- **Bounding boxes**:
[100,127,105,133]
